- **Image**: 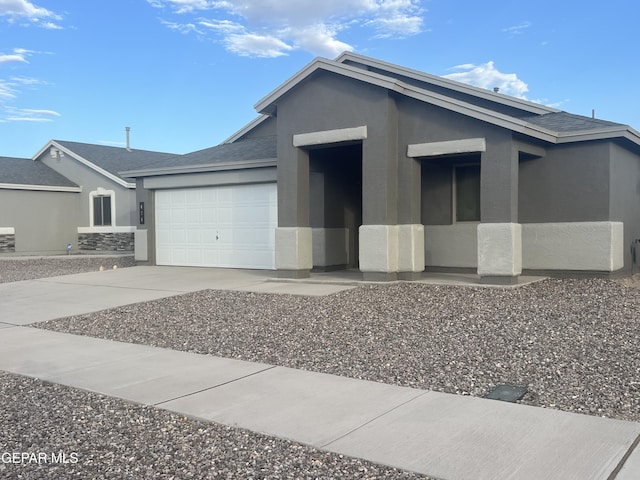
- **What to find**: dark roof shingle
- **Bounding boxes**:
[0,157,78,187]
[54,141,178,180]
[521,112,625,132]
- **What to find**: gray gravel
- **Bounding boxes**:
[39,277,640,422]
[0,372,429,479]
[0,255,135,284]
[4,258,640,478]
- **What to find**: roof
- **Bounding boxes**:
[121,136,277,177]
[0,156,80,191]
[32,140,178,187]
[254,52,640,148]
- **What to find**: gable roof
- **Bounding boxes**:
[255,53,640,149]
[32,140,178,188]
[121,136,277,177]
[0,156,81,192]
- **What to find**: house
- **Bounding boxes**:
[0,140,176,254]
[113,53,640,282]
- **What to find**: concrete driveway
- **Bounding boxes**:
[0,266,355,326]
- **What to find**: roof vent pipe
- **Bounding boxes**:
[125,126,131,152]
[493,87,500,93]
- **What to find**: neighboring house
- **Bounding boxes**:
[125,52,640,282]
[0,156,81,253]
[0,141,176,254]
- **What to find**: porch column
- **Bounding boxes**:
[397,155,424,280]
[478,133,521,284]
[275,143,312,278]
[359,95,400,281]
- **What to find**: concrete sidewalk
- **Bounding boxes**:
[0,325,639,480]
[1,265,639,479]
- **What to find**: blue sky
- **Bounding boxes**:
[1,0,638,158]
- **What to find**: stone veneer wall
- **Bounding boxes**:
[79,233,134,252]
[0,234,16,252]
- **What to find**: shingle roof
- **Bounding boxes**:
[53,140,178,181]
[0,156,78,187]
[127,136,277,173]
[521,112,625,132]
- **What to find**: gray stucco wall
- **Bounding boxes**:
[0,189,80,253]
[275,70,399,227]
[39,153,136,227]
[609,142,640,272]
[518,141,611,223]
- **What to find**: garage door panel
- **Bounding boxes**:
[155,184,276,269]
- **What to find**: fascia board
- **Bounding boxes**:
[253,57,559,144]
[0,183,82,192]
[222,115,270,144]
[120,158,277,178]
[397,82,559,143]
[336,51,560,115]
[254,58,401,114]
[46,141,133,189]
[555,127,640,145]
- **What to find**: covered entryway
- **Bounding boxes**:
[155,183,277,269]
[309,142,363,270]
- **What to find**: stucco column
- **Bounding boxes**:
[478,135,521,283]
[397,156,424,279]
[359,95,402,280]
[276,139,312,278]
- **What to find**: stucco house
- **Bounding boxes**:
[0,140,175,254]
[105,54,640,282]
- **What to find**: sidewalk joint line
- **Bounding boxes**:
[607,432,640,480]
[152,365,278,406]
[319,390,431,449]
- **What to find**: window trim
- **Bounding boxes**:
[89,188,116,227]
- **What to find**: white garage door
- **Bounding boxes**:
[155,183,277,269]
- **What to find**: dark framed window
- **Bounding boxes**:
[93,195,112,226]
[455,165,480,222]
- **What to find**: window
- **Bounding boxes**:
[93,195,112,226]
[455,165,480,222]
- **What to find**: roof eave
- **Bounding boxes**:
[335,51,561,116]
[121,158,277,178]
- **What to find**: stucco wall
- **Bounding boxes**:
[608,142,640,271]
[519,141,610,223]
[0,189,80,253]
[40,153,136,227]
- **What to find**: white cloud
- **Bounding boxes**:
[4,106,60,122]
[226,33,293,58]
[502,21,531,35]
[150,0,425,57]
[0,0,63,27]
[0,53,27,64]
[444,61,529,98]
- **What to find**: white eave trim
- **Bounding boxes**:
[0,183,82,192]
[408,138,486,158]
[223,115,271,144]
[335,51,560,116]
[120,158,277,178]
[32,141,134,189]
[253,56,640,149]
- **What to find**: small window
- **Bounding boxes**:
[93,195,112,226]
[455,165,480,222]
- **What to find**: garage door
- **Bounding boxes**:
[155,183,277,269]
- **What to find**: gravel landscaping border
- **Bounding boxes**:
[3,258,640,479]
[0,372,430,480]
[36,275,640,423]
[0,254,135,284]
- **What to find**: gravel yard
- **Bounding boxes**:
[0,372,427,480]
[3,257,640,479]
[0,254,135,284]
[37,274,640,422]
